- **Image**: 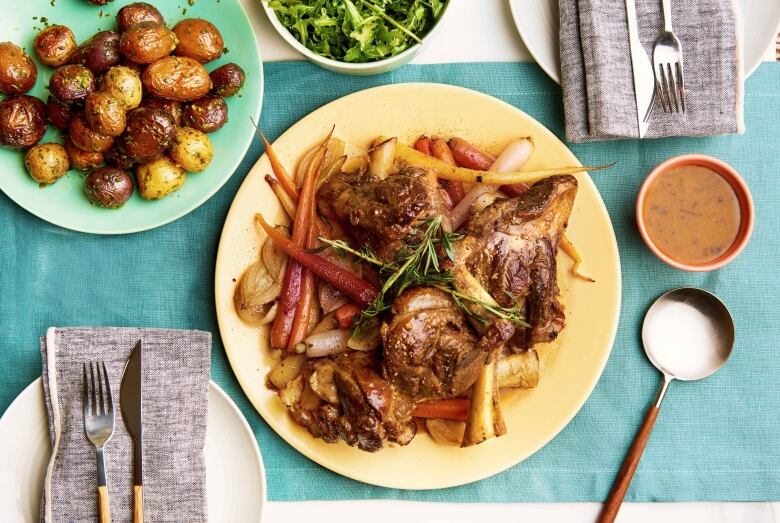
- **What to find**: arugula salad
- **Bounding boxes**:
[265,0,447,63]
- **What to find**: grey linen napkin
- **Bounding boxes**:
[560,0,745,142]
[40,327,211,523]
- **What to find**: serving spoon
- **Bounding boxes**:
[598,287,735,523]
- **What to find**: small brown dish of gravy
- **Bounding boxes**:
[636,155,753,272]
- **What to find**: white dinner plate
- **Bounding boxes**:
[0,379,265,522]
[509,0,780,84]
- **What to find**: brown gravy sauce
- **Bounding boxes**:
[643,165,741,265]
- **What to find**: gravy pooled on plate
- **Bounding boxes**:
[642,165,741,265]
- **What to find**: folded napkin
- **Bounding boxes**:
[40,327,211,523]
[560,0,745,142]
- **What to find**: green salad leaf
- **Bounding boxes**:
[266,0,447,63]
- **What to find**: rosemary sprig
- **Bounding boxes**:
[319,216,528,331]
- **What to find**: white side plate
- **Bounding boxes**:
[0,379,265,522]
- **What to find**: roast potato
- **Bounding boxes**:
[210,63,245,98]
[69,113,114,153]
[46,96,76,131]
[117,3,165,33]
[24,143,69,185]
[172,19,223,64]
[136,155,186,200]
[85,167,134,208]
[116,106,176,162]
[49,64,95,103]
[34,25,77,67]
[84,92,126,137]
[169,127,213,172]
[70,31,121,74]
[0,42,37,95]
[0,95,47,149]
[142,56,211,101]
[65,138,104,171]
[104,146,136,171]
[119,22,177,64]
[100,66,143,110]
[139,95,182,126]
[182,96,227,133]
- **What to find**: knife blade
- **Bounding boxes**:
[625,0,655,138]
[120,340,144,522]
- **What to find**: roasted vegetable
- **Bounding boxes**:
[139,95,182,126]
[0,95,47,150]
[117,106,176,162]
[24,143,69,184]
[0,42,37,94]
[141,56,212,101]
[65,138,104,171]
[119,22,177,64]
[49,64,96,103]
[84,167,134,208]
[210,63,245,97]
[46,96,76,131]
[182,96,227,133]
[234,246,282,327]
[168,127,213,172]
[116,3,165,33]
[69,113,114,153]
[100,66,143,110]
[136,155,186,200]
[34,25,77,67]
[70,31,121,74]
[172,18,224,63]
[84,92,127,137]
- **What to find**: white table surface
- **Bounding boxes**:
[240,1,778,521]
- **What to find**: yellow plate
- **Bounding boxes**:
[214,84,621,489]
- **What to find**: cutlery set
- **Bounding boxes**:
[83,341,144,523]
[626,0,687,137]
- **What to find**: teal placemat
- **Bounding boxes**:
[2,62,780,502]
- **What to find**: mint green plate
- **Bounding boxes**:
[0,0,263,234]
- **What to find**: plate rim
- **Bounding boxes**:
[0,377,267,521]
[508,0,780,84]
[0,0,264,235]
[214,82,622,489]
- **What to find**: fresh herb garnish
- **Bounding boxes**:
[266,0,446,63]
[319,215,529,331]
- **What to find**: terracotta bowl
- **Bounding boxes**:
[636,154,754,272]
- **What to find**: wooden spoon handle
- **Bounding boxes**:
[598,405,661,523]
[133,485,143,523]
[97,485,111,523]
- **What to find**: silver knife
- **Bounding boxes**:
[625,0,655,138]
[120,340,144,523]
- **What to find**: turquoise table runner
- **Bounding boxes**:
[2,62,780,502]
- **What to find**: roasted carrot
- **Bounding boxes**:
[413,398,470,421]
[265,174,297,219]
[448,137,494,171]
[270,261,303,349]
[258,130,299,200]
[414,136,433,156]
[287,129,333,350]
[257,214,379,307]
[431,139,466,205]
[334,302,361,330]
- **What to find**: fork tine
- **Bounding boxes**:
[676,61,686,114]
[101,361,113,415]
[667,63,679,113]
[656,65,670,113]
[96,361,105,416]
[89,361,98,416]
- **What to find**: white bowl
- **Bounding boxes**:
[261,1,451,75]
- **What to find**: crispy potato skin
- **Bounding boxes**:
[136,155,186,200]
[46,96,76,131]
[141,56,211,101]
[85,167,134,208]
[117,3,165,33]
[182,96,227,133]
[172,19,224,64]
[100,66,143,110]
[0,42,37,95]
[24,142,69,184]
[65,138,104,171]
[49,64,96,103]
[0,95,47,150]
[139,95,182,126]
[85,92,127,137]
[210,63,245,97]
[169,126,213,172]
[70,31,121,74]
[68,113,114,153]
[120,22,177,65]
[34,25,77,67]
[116,106,176,163]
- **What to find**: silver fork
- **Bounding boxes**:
[83,361,114,523]
[652,0,686,113]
